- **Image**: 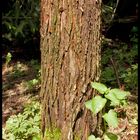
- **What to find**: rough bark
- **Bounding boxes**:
[40,0,101,139]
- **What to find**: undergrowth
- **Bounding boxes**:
[3,101,41,140]
[101,26,138,93]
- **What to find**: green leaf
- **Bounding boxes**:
[120,100,127,106]
[92,96,107,114]
[88,135,95,140]
[103,110,118,128]
[34,115,40,122]
[91,82,108,94]
[85,96,107,114]
[85,99,93,112]
[88,135,101,140]
[109,89,130,100]
[131,26,138,33]
[6,52,12,64]
[104,132,118,140]
[105,92,120,106]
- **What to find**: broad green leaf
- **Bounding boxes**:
[85,99,93,112]
[104,132,118,140]
[103,110,118,128]
[88,135,101,140]
[92,96,107,114]
[91,82,108,94]
[105,92,120,106]
[85,96,107,114]
[110,101,119,106]
[109,89,130,100]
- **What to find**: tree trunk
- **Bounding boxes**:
[40,0,102,139]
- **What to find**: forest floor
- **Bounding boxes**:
[2,60,40,127]
[2,59,138,139]
[2,61,138,140]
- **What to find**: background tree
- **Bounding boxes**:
[40,0,102,139]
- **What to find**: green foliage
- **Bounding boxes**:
[102,0,117,27]
[88,135,101,140]
[3,101,41,140]
[102,110,118,128]
[101,26,138,92]
[103,132,118,140]
[105,89,130,106]
[91,82,108,94]
[3,100,61,140]
[108,89,130,100]
[27,60,41,80]
[45,127,61,140]
[25,60,41,91]
[12,69,26,78]
[11,62,28,78]
[121,64,138,90]
[32,135,41,140]
[131,26,138,33]
[85,82,130,139]
[88,132,119,140]
[85,96,107,115]
[6,52,12,65]
[29,59,41,73]
[2,0,39,43]
[26,79,40,90]
[23,60,41,91]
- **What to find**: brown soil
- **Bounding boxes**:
[2,60,40,127]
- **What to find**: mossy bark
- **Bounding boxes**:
[40,0,102,139]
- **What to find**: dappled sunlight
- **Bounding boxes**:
[2,60,41,126]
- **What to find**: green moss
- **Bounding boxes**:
[45,127,61,140]
[44,127,83,140]
[74,135,81,140]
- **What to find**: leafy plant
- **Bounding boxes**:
[9,61,28,78]
[12,69,26,78]
[2,0,40,41]
[88,135,101,140]
[26,78,40,90]
[85,82,130,139]
[2,0,40,58]
[3,101,41,140]
[29,59,41,73]
[101,30,138,92]
[103,132,118,140]
[26,60,41,91]
[121,64,138,90]
[5,52,12,66]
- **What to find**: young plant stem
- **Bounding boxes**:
[102,107,107,133]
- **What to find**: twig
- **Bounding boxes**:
[110,57,121,88]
